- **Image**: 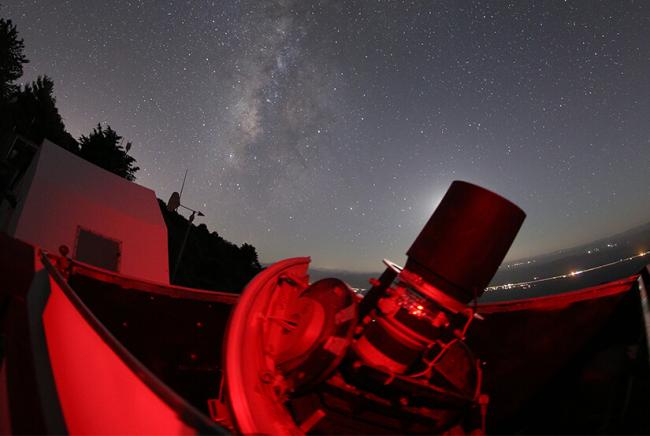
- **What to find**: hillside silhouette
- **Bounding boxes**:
[159,200,262,292]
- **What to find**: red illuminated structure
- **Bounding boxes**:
[222,181,525,434]
[0,181,649,434]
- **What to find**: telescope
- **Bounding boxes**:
[221,180,525,434]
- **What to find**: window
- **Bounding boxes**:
[74,227,121,272]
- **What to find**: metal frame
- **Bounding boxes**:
[65,254,239,304]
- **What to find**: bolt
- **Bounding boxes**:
[260,371,274,384]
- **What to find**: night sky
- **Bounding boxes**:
[3,1,650,272]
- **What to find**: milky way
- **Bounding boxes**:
[4,1,650,271]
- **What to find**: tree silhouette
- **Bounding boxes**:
[78,124,139,181]
[240,243,262,272]
[1,75,78,152]
[159,200,263,292]
[0,18,28,101]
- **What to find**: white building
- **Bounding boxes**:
[0,139,169,283]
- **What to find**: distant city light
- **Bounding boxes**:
[486,250,650,292]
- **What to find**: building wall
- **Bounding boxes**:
[8,140,169,284]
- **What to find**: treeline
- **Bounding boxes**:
[0,17,138,180]
[0,15,262,292]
